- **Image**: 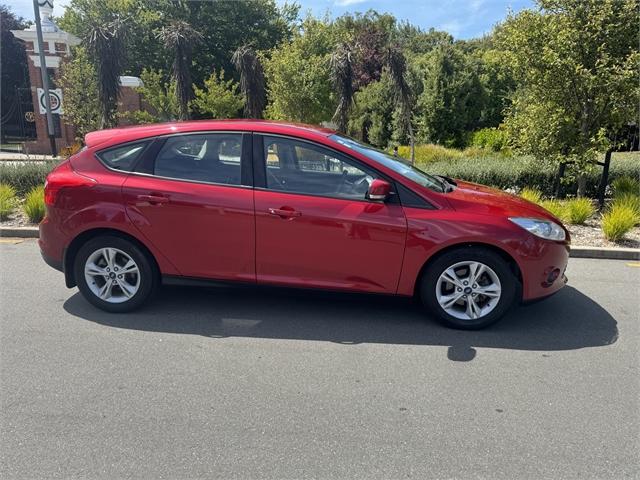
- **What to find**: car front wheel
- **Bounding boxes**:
[74,235,157,313]
[420,247,518,329]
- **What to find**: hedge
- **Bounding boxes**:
[0,161,57,196]
[419,152,640,198]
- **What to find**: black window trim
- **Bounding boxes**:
[253,132,403,205]
[98,131,254,190]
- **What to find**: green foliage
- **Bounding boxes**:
[0,184,17,220]
[565,198,595,225]
[540,200,568,222]
[134,68,180,122]
[418,152,640,198]
[264,17,337,124]
[348,73,394,147]
[414,44,486,147]
[519,188,543,205]
[498,0,639,194]
[612,176,640,198]
[397,144,465,164]
[23,186,45,224]
[470,127,509,152]
[191,70,244,119]
[0,162,56,197]
[602,204,637,242]
[58,46,100,140]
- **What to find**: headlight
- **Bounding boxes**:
[509,217,566,241]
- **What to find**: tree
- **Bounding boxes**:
[157,20,202,120]
[330,43,355,133]
[232,45,266,119]
[386,46,416,162]
[83,11,128,129]
[414,43,485,147]
[498,0,639,196]
[348,73,395,147]
[58,47,100,140]
[133,68,179,122]
[263,17,337,124]
[191,70,244,119]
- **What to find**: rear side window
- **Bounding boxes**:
[97,141,149,171]
[153,134,243,185]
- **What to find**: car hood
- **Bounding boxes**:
[444,180,563,223]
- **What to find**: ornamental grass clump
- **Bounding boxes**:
[564,197,595,225]
[611,193,640,226]
[0,183,17,220]
[612,176,640,197]
[23,185,45,223]
[540,199,567,222]
[602,204,637,242]
[519,187,543,205]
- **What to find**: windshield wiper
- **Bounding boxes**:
[436,175,456,193]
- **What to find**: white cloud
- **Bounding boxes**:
[334,0,368,6]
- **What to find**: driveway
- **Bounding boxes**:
[1,239,638,479]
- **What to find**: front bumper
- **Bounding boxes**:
[520,241,570,301]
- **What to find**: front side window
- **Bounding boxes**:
[154,134,242,185]
[97,141,149,171]
[331,134,446,193]
[263,136,377,200]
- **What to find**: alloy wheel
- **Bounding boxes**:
[84,247,141,304]
[435,260,502,321]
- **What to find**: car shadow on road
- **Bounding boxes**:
[63,284,618,362]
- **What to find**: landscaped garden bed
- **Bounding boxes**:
[1,152,638,249]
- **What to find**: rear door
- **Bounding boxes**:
[253,134,407,294]
[121,132,255,281]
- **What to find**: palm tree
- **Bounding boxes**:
[86,16,127,129]
[232,45,266,119]
[157,20,202,120]
[330,43,355,133]
[386,46,415,163]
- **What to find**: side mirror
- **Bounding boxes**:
[367,179,391,201]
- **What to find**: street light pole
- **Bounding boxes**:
[33,0,57,156]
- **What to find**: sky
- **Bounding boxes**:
[9,0,535,40]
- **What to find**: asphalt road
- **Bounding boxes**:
[1,239,639,480]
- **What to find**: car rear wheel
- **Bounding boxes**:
[74,235,157,313]
[420,247,518,329]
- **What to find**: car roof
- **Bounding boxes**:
[84,119,337,149]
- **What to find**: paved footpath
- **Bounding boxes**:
[1,239,639,479]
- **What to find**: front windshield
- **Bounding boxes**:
[330,134,446,193]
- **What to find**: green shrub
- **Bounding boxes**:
[0,161,56,196]
[470,127,509,152]
[612,194,640,225]
[611,176,640,197]
[419,151,640,198]
[540,200,568,221]
[0,183,17,220]
[564,198,595,225]
[519,188,543,204]
[602,204,637,242]
[23,185,45,224]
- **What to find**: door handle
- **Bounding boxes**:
[137,194,169,205]
[268,207,301,219]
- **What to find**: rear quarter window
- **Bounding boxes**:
[96,141,150,171]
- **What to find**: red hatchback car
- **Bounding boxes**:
[40,120,569,329]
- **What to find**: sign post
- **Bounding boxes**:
[33,0,57,156]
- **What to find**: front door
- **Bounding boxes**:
[254,135,407,294]
[121,132,255,281]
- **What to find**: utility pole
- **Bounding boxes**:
[33,0,57,156]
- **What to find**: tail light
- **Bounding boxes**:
[44,161,96,206]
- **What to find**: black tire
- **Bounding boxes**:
[74,235,157,313]
[419,247,518,329]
